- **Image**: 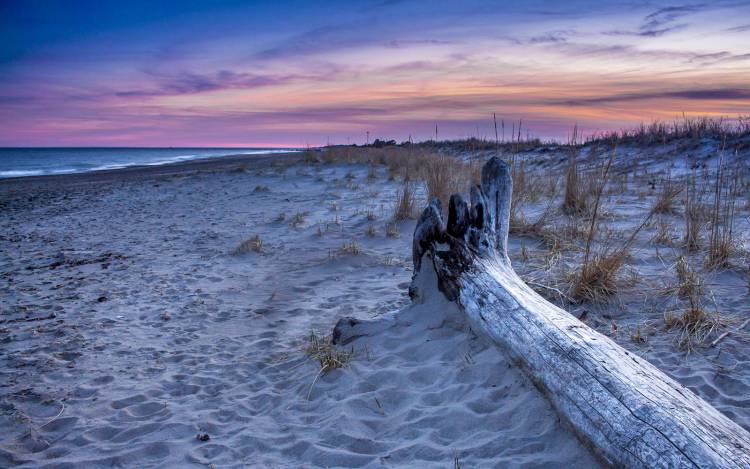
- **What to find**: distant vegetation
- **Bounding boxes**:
[316,116,750,153]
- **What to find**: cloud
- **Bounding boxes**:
[357,0,410,13]
[113,68,348,98]
[689,51,750,65]
[717,53,750,62]
[114,72,289,98]
[495,29,578,46]
[556,43,696,61]
[384,38,455,48]
[606,24,687,37]
[380,60,441,73]
[641,4,705,30]
[253,21,377,60]
[726,23,750,32]
[605,3,705,37]
[527,30,574,44]
[552,41,750,66]
[560,88,750,106]
[689,51,732,62]
[0,95,36,104]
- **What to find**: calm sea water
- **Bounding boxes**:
[0,147,300,179]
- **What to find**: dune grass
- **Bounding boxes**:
[230,234,262,255]
[650,176,681,214]
[291,211,307,227]
[422,155,468,209]
[305,330,354,372]
[338,240,361,255]
[310,124,747,322]
[562,150,587,216]
[385,221,399,238]
[705,152,739,268]
[393,180,418,220]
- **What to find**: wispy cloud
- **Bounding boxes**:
[114,70,297,98]
[384,38,456,48]
[112,66,354,98]
[641,4,705,30]
[605,3,706,37]
[527,30,576,44]
[726,23,750,32]
[606,24,687,37]
[561,88,750,106]
[555,43,693,61]
[253,20,378,60]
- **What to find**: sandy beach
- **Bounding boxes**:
[0,153,601,467]
[2,140,749,467]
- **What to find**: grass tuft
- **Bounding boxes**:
[291,211,307,227]
[649,218,674,245]
[231,234,262,255]
[561,128,589,216]
[338,240,361,255]
[423,155,465,209]
[569,148,653,302]
[665,256,721,351]
[664,307,721,352]
[705,152,738,268]
[385,221,399,238]
[305,330,353,372]
[683,171,706,251]
[675,255,702,298]
[650,177,681,214]
[393,180,417,220]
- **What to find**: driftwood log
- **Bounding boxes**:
[406,157,750,468]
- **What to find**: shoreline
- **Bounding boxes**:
[0,151,306,190]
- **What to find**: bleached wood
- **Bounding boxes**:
[409,156,750,468]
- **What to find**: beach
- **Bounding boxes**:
[1,143,749,467]
[0,153,601,467]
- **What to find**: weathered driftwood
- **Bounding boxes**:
[406,157,750,468]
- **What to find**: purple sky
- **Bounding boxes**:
[1,0,749,147]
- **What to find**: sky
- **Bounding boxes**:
[0,0,749,147]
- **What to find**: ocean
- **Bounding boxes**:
[0,147,300,178]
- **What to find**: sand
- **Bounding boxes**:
[0,155,599,467]
[1,143,748,467]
